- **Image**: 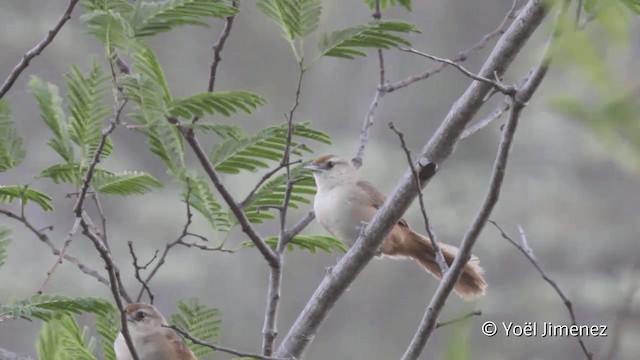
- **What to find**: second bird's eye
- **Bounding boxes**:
[135,311,146,321]
[326,161,335,169]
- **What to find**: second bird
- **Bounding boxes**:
[305,155,487,299]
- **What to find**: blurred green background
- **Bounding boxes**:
[1,0,639,359]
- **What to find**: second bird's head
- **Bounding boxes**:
[304,155,359,191]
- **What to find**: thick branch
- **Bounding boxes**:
[275,2,548,358]
[0,0,80,99]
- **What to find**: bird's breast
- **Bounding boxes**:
[314,186,368,246]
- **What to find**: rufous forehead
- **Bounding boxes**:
[125,303,155,314]
[312,154,336,166]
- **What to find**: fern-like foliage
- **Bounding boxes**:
[364,0,412,11]
[317,20,420,59]
[170,298,222,358]
[0,227,11,271]
[82,0,133,12]
[95,305,119,360]
[0,100,26,172]
[257,0,322,41]
[243,234,347,254]
[37,314,98,360]
[169,92,267,119]
[209,121,331,174]
[29,77,75,163]
[0,185,53,211]
[181,173,231,232]
[0,294,113,322]
[93,170,163,195]
[130,0,238,37]
[66,61,112,159]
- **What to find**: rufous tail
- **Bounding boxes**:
[405,231,487,299]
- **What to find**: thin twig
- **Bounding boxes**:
[192,0,239,123]
[460,100,511,140]
[389,122,448,274]
[36,218,81,294]
[384,0,520,93]
[134,182,232,302]
[128,241,155,304]
[604,263,639,360]
[0,209,109,286]
[435,310,482,329]
[490,221,593,360]
[166,325,289,360]
[0,0,80,99]
[240,160,302,208]
[92,193,109,250]
[352,0,387,169]
[399,48,516,96]
[171,116,279,267]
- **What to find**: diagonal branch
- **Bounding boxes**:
[491,221,593,359]
[166,325,290,360]
[0,0,80,99]
[275,1,548,358]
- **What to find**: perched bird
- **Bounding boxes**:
[305,155,487,298]
[114,303,196,360]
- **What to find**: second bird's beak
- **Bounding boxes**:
[303,163,321,173]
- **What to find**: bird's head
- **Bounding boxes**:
[304,155,359,192]
[124,303,167,336]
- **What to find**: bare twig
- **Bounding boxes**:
[166,325,289,360]
[491,221,593,360]
[285,210,316,239]
[240,160,302,208]
[171,117,279,267]
[435,310,482,329]
[352,0,387,169]
[192,0,239,123]
[36,218,81,294]
[388,122,448,274]
[128,241,155,304]
[0,347,33,360]
[92,193,110,250]
[135,183,232,302]
[0,0,80,99]
[274,2,548,358]
[0,208,109,287]
[384,0,520,93]
[460,100,511,140]
[399,48,517,96]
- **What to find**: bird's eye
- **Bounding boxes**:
[326,161,335,169]
[135,311,146,321]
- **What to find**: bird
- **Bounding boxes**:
[114,303,196,360]
[304,155,487,299]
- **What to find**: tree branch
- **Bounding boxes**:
[166,325,290,360]
[0,348,32,360]
[435,310,482,329]
[0,0,80,99]
[274,1,548,358]
[491,221,593,359]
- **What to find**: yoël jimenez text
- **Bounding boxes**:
[502,322,608,337]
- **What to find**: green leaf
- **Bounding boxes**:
[619,0,640,14]
[0,100,26,172]
[0,294,113,322]
[317,20,420,59]
[364,0,412,11]
[0,185,54,212]
[82,0,133,12]
[210,121,331,175]
[66,60,112,160]
[146,122,185,175]
[0,227,11,271]
[130,0,238,37]
[93,170,163,195]
[257,0,322,41]
[170,298,222,358]
[181,173,231,232]
[95,305,119,360]
[243,234,347,254]
[81,10,133,49]
[39,162,111,185]
[242,165,317,222]
[37,315,98,360]
[168,91,267,119]
[29,77,75,163]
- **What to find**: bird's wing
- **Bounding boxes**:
[356,180,410,228]
[163,331,197,360]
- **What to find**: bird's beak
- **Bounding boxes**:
[303,163,321,173]
[126,313,135,323]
